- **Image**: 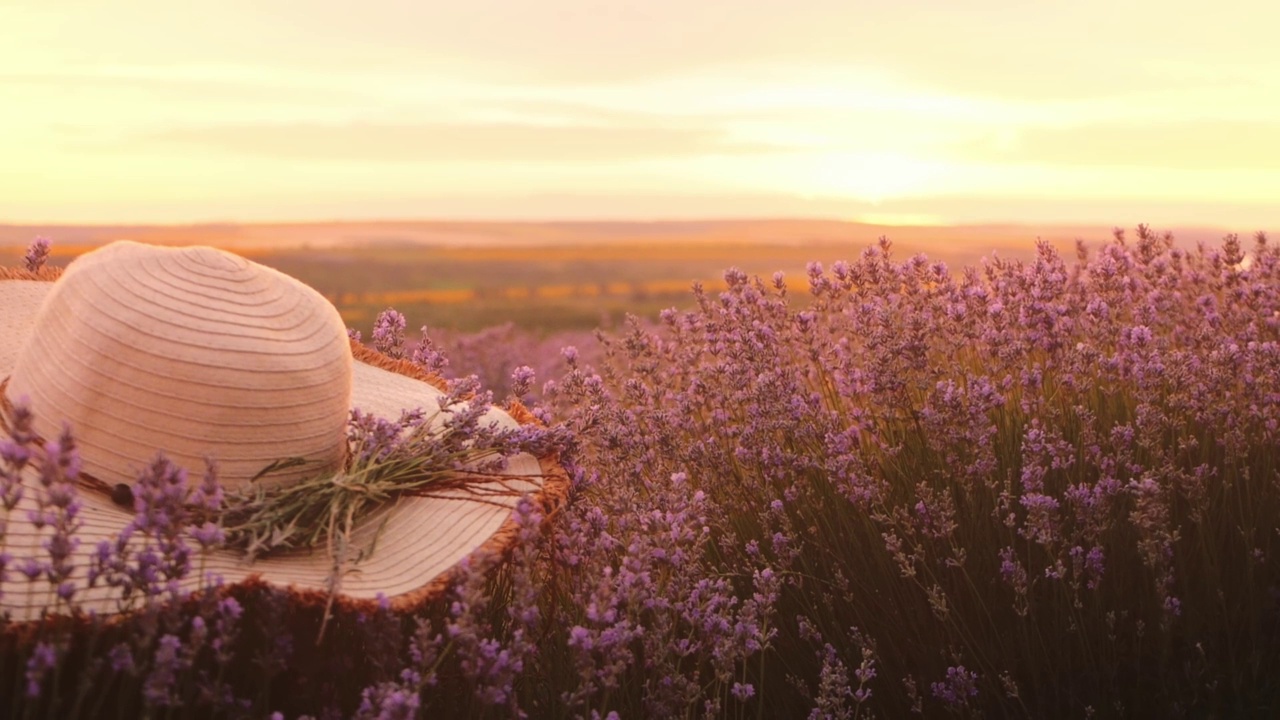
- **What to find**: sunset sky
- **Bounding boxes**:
[2,0,1277,229]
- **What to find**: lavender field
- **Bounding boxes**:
[4,227,1279,718]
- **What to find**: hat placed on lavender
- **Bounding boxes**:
[0,240,567,621]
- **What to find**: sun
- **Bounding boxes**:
[853,212,946,226]
[787,151,950,204]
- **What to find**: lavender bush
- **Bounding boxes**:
[532,227,1279,718]
[361,307,602,401]
[3,227,1279,718]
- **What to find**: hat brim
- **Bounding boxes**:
[0,267,568,621]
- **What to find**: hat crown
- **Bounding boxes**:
[5,241,352,490]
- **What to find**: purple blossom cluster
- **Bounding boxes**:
[371,308,408,359]
[85,455,223,610]
[23,236,51,272]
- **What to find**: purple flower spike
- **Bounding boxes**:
[411,325,450,375]
[931,665,980,707]
[24,641,57,697]
[510,365,536,399]
[372,308,408,358]
[23,236,51,272]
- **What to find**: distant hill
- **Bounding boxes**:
[0,218,1243,267]
[0,219,1263,335]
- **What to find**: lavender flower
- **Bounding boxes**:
[372,308,407,358]
[509,365,536,399]
[411,325,450,375]
[85,453,220,611]
[25,641,57,697]
[931,665,979,707]
[22,423,84,605]
[23,236,51,271]
[142,634,184,707]
[354,682,421,720]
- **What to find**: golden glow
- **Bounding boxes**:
[776,153,952,204]
[1,1,1278,228]
[854,213,948,227]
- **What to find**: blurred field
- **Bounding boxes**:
[0,219,1224,335]
[249,242,848,335]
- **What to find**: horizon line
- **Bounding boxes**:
[0,216,1245,233]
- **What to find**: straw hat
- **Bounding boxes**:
[0,241,566,621]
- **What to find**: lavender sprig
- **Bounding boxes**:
[23,236,51,272]
[220,401,564,563]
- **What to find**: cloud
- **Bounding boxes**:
[0,70,359,106]
[144,121,779,163]
[955,120,1280,171]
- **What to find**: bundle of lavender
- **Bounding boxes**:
[217,381,569,564]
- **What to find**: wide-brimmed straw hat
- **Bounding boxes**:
[0,241,567,621]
